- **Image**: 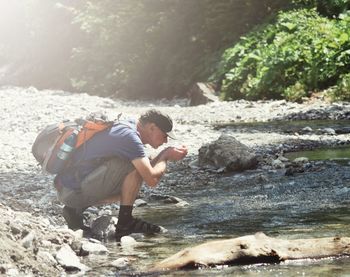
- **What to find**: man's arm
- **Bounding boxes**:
[132,146,187,187]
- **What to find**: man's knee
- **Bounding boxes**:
[123,169,143,187]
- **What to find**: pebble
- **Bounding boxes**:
[21,230,36,249]
[110,257,130,269]
[81,241,109,255]
[56,244,89,272]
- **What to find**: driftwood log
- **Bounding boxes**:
[152,232,350,271]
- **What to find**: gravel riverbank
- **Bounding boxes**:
[1,86,350,275]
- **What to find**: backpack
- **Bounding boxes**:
[32,112,119,174]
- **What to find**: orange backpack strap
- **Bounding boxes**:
[75,121,113,148]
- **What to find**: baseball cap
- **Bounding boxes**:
[143,109,176,139]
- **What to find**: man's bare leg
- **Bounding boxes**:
[120,169,143,205]
[114,169,161,240]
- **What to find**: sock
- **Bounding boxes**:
[117,205,133,226]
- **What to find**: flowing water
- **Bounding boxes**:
[286,146,350,164]
[85,120,350,276]
[214,119,350,135]
[84,164,350,276]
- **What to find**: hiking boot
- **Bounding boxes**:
[115,217,161,241]
[62,206,85,231]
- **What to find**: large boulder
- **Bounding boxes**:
[187,82,219,106]
[198,134,258,172]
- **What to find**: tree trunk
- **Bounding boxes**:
[151,232,350,271]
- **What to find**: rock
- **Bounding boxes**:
[120,236,137,247]
[120,236,139,254]
[271,159,285,169]
[81,241,109,255]
[21,230,36,249]
[55,244,88,272]
[10,225,21,236]
[148,194,189,206]
[198,134,258,172]
[277,155,289,162]
[321,128,336,135]
[302,126,313,133]
[134,199,147,207]
[187,82,219,106]
[293,157,309,163]
[37,250,57,266]
[285,164,305,176]
[91,215,117,240]
[110,257,130,269]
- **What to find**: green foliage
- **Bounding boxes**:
[292,0,350,17]
[215,8,350,101]
[326,73,350,101]
[283,82,307,102]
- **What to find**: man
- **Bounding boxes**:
[54,109,187,240]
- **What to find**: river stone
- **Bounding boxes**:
[120,236,137,246]
[37,250,57,266]
[81,241,109,255]
[110,257,130,269]
[91,215,117,240]
[134,199,147,207]
[198,134,258,172]
[56,244,88,272]
[187,82,219,106]
[293,157,309,163]
[271,159,285,169]
[21,230,36,249]
[148,194,188,206]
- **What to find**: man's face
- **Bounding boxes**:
[149,123,168,148]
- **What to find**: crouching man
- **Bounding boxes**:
[54,109,187,240]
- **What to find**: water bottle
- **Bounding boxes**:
[50,129,79,173]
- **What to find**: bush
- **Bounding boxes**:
[326,73,350,101]
[283,82,307,102]
[292,0,350,17]
[214,8,350,101]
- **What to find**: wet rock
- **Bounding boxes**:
[81,241,109,255]
[148,194,189,206]
[91,215,117,240]
[302,126,313,133]
[134,199,147,207]
[198,134,258,172]
[293,157,309,163]
[56,244,88,272]
[110,257,130,269]
[285,164,305,176]
[319,128,336,135]
[120,236,137,247]
[271,159,285,169]
[335,127,350,134]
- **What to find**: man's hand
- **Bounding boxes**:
[164,145,188,161]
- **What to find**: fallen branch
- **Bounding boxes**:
[151,232,350,271]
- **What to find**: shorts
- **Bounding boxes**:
[57,156,135,209]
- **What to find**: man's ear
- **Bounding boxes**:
[149,122,157,131]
